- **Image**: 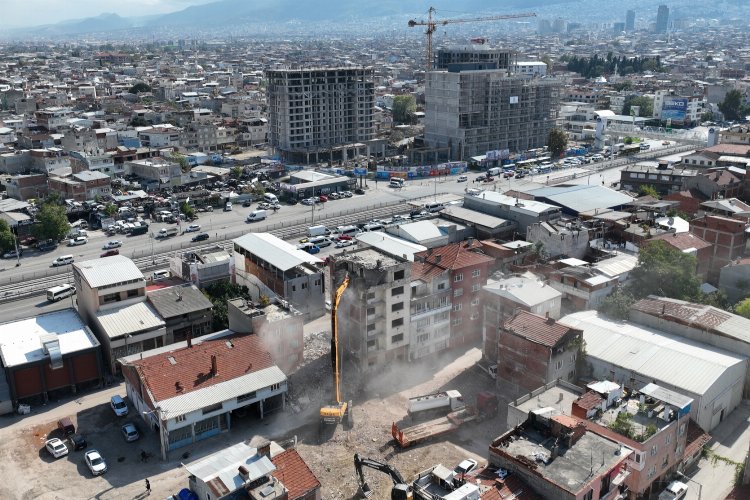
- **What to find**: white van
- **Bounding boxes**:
[263,193,278,204]
[389,178,405,188]
[424,202,444,213]
[307,225,328,237]
[246,209,267,222]
[47,284,76,302]
[152,270,170,281]
[309,235,332,247]
[52,255,74,267]
[336,225,360,237]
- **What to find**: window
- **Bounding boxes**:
[417,333,429,343]
[392,286,404,296]
[472,269,480,278]
[394,270,405,280]
[291,285,296,292]
[416,318,429,328]
[366,292,375,300]
[202,403,222,415]
[452,317,462,326]
[453,303,462,311]
[367,307,375,316]
[454,288,463,297]
[367,323,376,332]
[583,490,593,500]
[127,289,139,298]
[391,333,404,343]
[391,318,404,328]
[651,444,658,456]
[174,414,186,423]
[570,353,577,363]
[470,312,479,320]
[270,383,280,391]
[472,284,480,292]
[666,434,672,445]
[301,283,307,289]
[237,391,257,403]
[367,339,376,348]
[392,302,404,312]
[471,298,479,306]
[454,273,463,282]
[679,423,686,436]
[438,282,446,290]
[647,466,656,478]
[555,360,563,370]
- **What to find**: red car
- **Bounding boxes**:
[335,235,352,241]
[101,249,119,258]
[318,195,328,202]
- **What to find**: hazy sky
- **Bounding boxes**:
[0,0,216,27]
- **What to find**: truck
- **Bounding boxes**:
[307,225,328,237]
[157,227,178,238]
[408,390,464,420]
[392,392,497,449]
[246,210,267,222]
[487,167,502,176]
[130,224,148,236]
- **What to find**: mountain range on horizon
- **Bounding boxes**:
[1,0,574,38]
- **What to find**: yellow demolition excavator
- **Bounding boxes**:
[319,274,353,429]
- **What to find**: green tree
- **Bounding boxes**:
[622,96,653,117]
[104,202,118,217]
[599,288,635,320]
[129,116,150,127]
[638,185,660,199]
[32,202,70,242]
[0,220,15,253]
[202,280,251,330]
[628,241,701,300]
[719,89,748,121]
[128,82,152,94]
[735,298,750,319]
[180,201,195,219]
[392,95,416,124]
[231,166,243,179]
[547,128,568,158]
[170,152,190,173]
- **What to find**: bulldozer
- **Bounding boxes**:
[319,274,353,429]
[354,453,412,500]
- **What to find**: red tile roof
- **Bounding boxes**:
[649,231,712,251]
[503,310,581,348]
[472,468,544,500]
[703,144,750,156]
[130,334,274,402]
[271,449,321,499]
[415,240,495,273]
[573,391,604,411]
[702,169,743,186]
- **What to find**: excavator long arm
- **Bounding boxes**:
[354,453,408,499]
[331,275,350,404]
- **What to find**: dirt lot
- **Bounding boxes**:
[0,315,497,500]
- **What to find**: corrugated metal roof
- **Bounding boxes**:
[74,255,144,288]
[158,366,286,416]
[96,301,165,339]
[560,310,747,395]
[529,185,635,214]
[469,191,559,215]
[356,232,426,262]
[183,441,276,486]
[393,221,444,241]
[147,284,213,319]
[233,233,322,271]
[593,253,638,278]
[484,276,561,307]
[640,383,693,410]
[440,205,510,229]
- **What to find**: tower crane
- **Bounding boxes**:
[407,7,537,74]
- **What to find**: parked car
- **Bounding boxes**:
[318,195,328,202]
[297,243,321,254]
[341,191,353,198]
[300,198,315,206]
[335,234,352,241]
[185,224,201,233]
[328,192,340,200]
[192,233,210,242]
[354,188,365,195]
[68,236,88,246]
[457,175,468,182]
[258,202,271,209]
[2,248,23,259]
[110,395,129,417]
[335,239,356,248]
[102,240,122,250]
[454,459,478,476]
[68,433,87,451]
[121,423,140,442]
[45,438,69,459]
[84,449,107,476]
[57,417,75,437]
[101,249,119,258]
[224,202,233,211]
[242,200,253,207]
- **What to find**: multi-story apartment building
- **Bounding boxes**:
[619,162,698,196]
[425,65,560,159]
[690,214,750,283]
[47,170,111,202]
[35,106,74,132]
[124,157,182,188]
[409,259,452,361]
[266,67,375,164]
[332,249,411,371]
[433,46,514,72]
[414,240,494,348]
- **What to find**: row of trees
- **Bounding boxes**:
[599,241,728,319]
[564,54,663,78]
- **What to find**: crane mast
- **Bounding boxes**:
[407,7,537,74]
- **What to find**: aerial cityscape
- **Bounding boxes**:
[2,1,750,499]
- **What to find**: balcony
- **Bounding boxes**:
[410,304,452,321]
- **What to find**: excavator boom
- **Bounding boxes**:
[320,274,352,426]
[354,454,412,500]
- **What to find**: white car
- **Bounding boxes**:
[84,449,107,475]
[454,459,478,475]
[457,175,468,182]
[341,191,353,198]
[335,239,356,248]
[45,438,69,459]
[258,202,271,209]
[300,198,316,206]
[102,240,122,250]
[110,395,129,417]
[68,236,88,246]
[185,224,201,233]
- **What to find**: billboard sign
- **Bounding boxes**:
[662,98,688,122]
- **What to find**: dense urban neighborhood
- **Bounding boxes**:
[2,1,750,499]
